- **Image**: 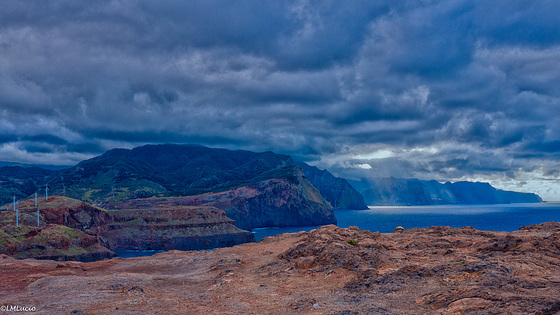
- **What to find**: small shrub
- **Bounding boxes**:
[450,260,466,264]
[346,239,358,246]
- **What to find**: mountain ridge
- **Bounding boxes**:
[51,144,300,202]
[350,177,543,206]
[0,145,544,209]
[295,161,368,210]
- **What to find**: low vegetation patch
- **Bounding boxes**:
[451,260,466,264]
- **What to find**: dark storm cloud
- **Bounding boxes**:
[22,135,68,146]
[474,1,560,47]
[1,0,560,198]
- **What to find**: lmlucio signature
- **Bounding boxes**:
[0,305,37,312]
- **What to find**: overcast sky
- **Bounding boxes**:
[1,1,560,200]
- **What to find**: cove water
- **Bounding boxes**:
[252,203,560,241]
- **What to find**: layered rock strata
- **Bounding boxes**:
[101,206,255,250]
[1,196,255,261]
[108,168,336,231]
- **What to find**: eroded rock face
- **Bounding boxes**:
[0,225,115,262]
[100,206,255,251]
[182,169,336,230]
[219,177,336,230]
[40,202,112,233]
[296,161,368,210]
[1,196,255,260]
[111,168,337,231]
[2,222,560,314]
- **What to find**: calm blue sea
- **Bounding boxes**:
[252,203,560,241]
[111,203,560,257]
[112,249,164,258]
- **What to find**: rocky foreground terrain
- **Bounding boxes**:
[1,222,560,314]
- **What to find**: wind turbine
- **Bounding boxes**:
[35,191,39,226]
[45,183,49,201]
[12,195,18,212]
[11,195,19,227]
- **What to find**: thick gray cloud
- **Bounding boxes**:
[1,0,560,199]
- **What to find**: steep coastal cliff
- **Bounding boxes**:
[351,177,543,205]
[101,206,255,250]
[182,171,336,230]
[0,196,254,260]
[108,167,336,231]
[296,161,368,210]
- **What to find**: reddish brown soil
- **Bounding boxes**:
[1,222,560,314]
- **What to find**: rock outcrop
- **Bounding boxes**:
[2,222,559,314]
[185,171,336,230]
[0,225,114,262]
[351,177,543,205]
[100,206,255,251]
[296,161,368,210]
[1,196,255,260]
[36,198,113,233]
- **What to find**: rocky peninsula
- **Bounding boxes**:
[0,196,254,261]
[1,222,559,314]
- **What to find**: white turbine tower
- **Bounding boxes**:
[12,195,18,211]
[45,184,49,201]
[11,195,19,227]
[35,191,40,226]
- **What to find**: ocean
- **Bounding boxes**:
[111,203,560,257]
[252,203,560,241]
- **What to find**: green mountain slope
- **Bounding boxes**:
[49,144,297,203]
[1,145,337,230]
[0,166,56,204]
